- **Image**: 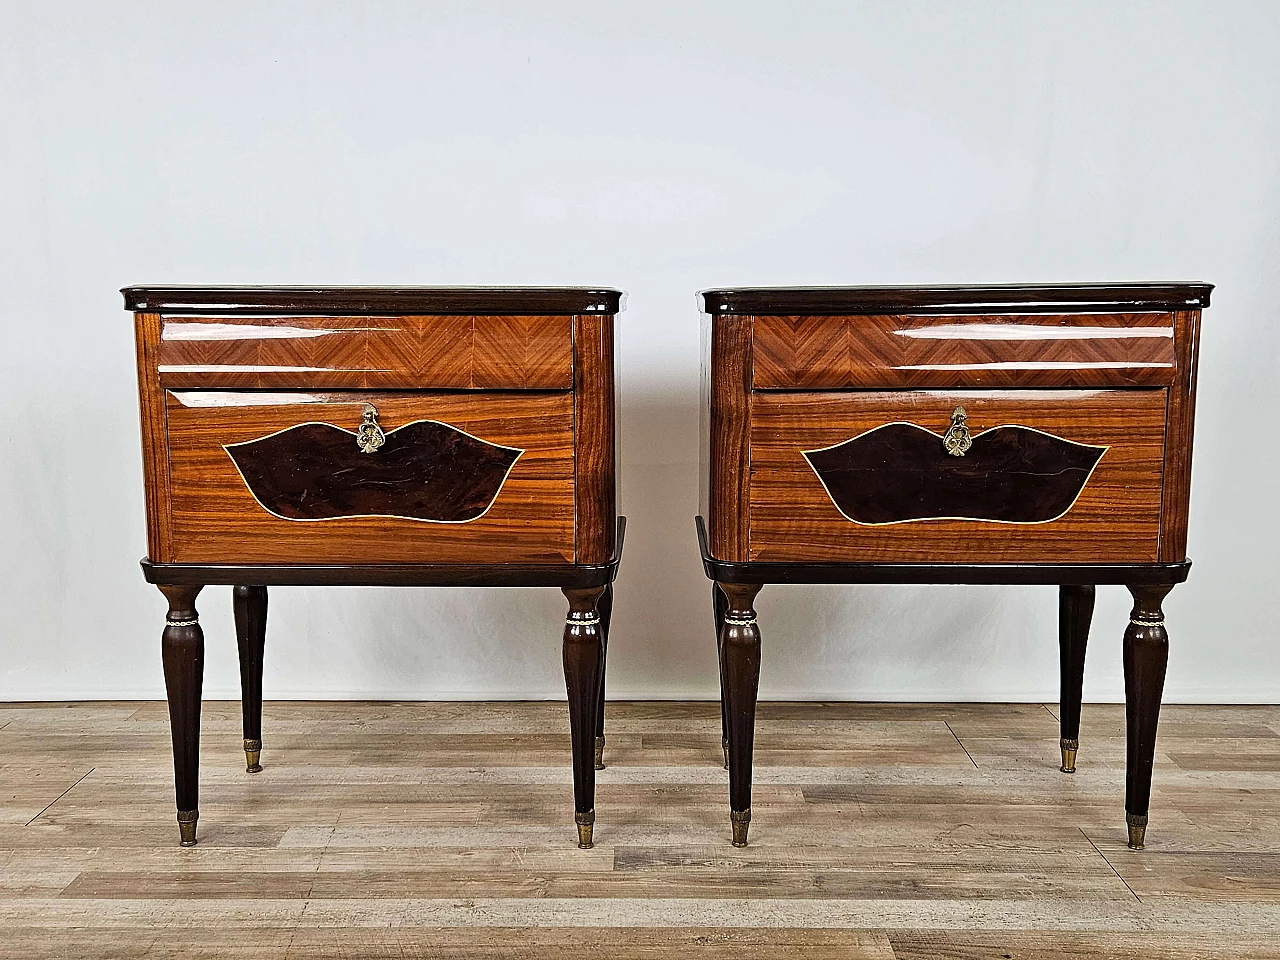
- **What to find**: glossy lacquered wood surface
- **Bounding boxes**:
[696,516,1191,585]
[1160,310,1202,562]
[163,391,575,564]
[749,390,1167,563]
[124,285,624,316]
[752,313,1178,389]
[701,282,1212,316]
[133,313,173,560]
[572,314,617,564]
[156,315,573,390]
[141,518,626,588]
[704,313,753,562]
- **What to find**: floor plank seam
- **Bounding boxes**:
[942,721,979,769]
[1080,826,1142,904]
[25,765,95,826]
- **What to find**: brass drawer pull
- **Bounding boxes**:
[356,404,386,454]
[942,406,972,457]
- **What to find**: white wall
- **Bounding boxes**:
[2,0,1277,703]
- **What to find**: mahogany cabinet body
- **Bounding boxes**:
[127,286,623,848]
[698,283,1210,849]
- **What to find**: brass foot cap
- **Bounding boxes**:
[177,810,198,847]
[730,808,751,847]
[722,737,730,770]
[593,736,606,771]
[1127,813,1148,850]
[575,810,595,850]
[1060,738,1079,774]
[244,739,262,774]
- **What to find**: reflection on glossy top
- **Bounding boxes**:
[700,283,1212,315]
[124,285,625,316]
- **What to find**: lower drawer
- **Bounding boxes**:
[749,389,1166,563]
[164,391,575,563]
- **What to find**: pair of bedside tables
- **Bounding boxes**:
[127,282,1209,852]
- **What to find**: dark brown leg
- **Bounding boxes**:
[717,581,762,846]
[1123,583,1173,850]
[562,585,606,848]
[712,582,729,769]
[1058,584,1095,773]
[234,585,268,773]
[593,582,613,770]
[159,584,204,847]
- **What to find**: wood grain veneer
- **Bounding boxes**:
[572,314,617,564]
[752,313,1178,389]
[748,389,1167,564]
[1159,309,1202,562]
[133,312,174,561]
[704,314,753,562]
[165,391,576,564]
[157,315,572,390]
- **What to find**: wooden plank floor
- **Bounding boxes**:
[1,700,1279,958]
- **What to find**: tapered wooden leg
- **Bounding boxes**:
[717,581,762,846]
[563,585,606,848]
[159,584,204,847]
[593,582,613,770]
[1058,584,1095,773]
[234,585,268,773]
[712,582,729,769]
[1123,583,1173,850]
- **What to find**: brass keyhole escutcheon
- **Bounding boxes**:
[356,403,386,454]
[942,406,972,457]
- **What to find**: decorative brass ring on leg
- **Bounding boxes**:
[593,736,606,770]
[177,809,199,847]
[575,809,596,849]
[730,808,751,847]
[722,737,730,770]
[244,738,262,774]
[1060,737,1079,774]
[1126,812,1148,850]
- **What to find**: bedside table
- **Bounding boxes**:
[697,283,1211,849]
[125,286,624,848]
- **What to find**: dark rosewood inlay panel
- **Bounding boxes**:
[226,421,522,523]
[803,423,1106,525]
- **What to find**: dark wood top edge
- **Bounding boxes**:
[698,283,1212,315]
[694,517,1189,585]
[143,520,624,587]
[123,286,625,316]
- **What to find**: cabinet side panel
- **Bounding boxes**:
[134,311,174,561]
[699,311,711,521]
[573,314,616,563]
[1159,309,1202,561]
[708,314,753,561]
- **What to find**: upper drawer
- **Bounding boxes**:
[156,315,573,390]
[752,313,1177,389]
